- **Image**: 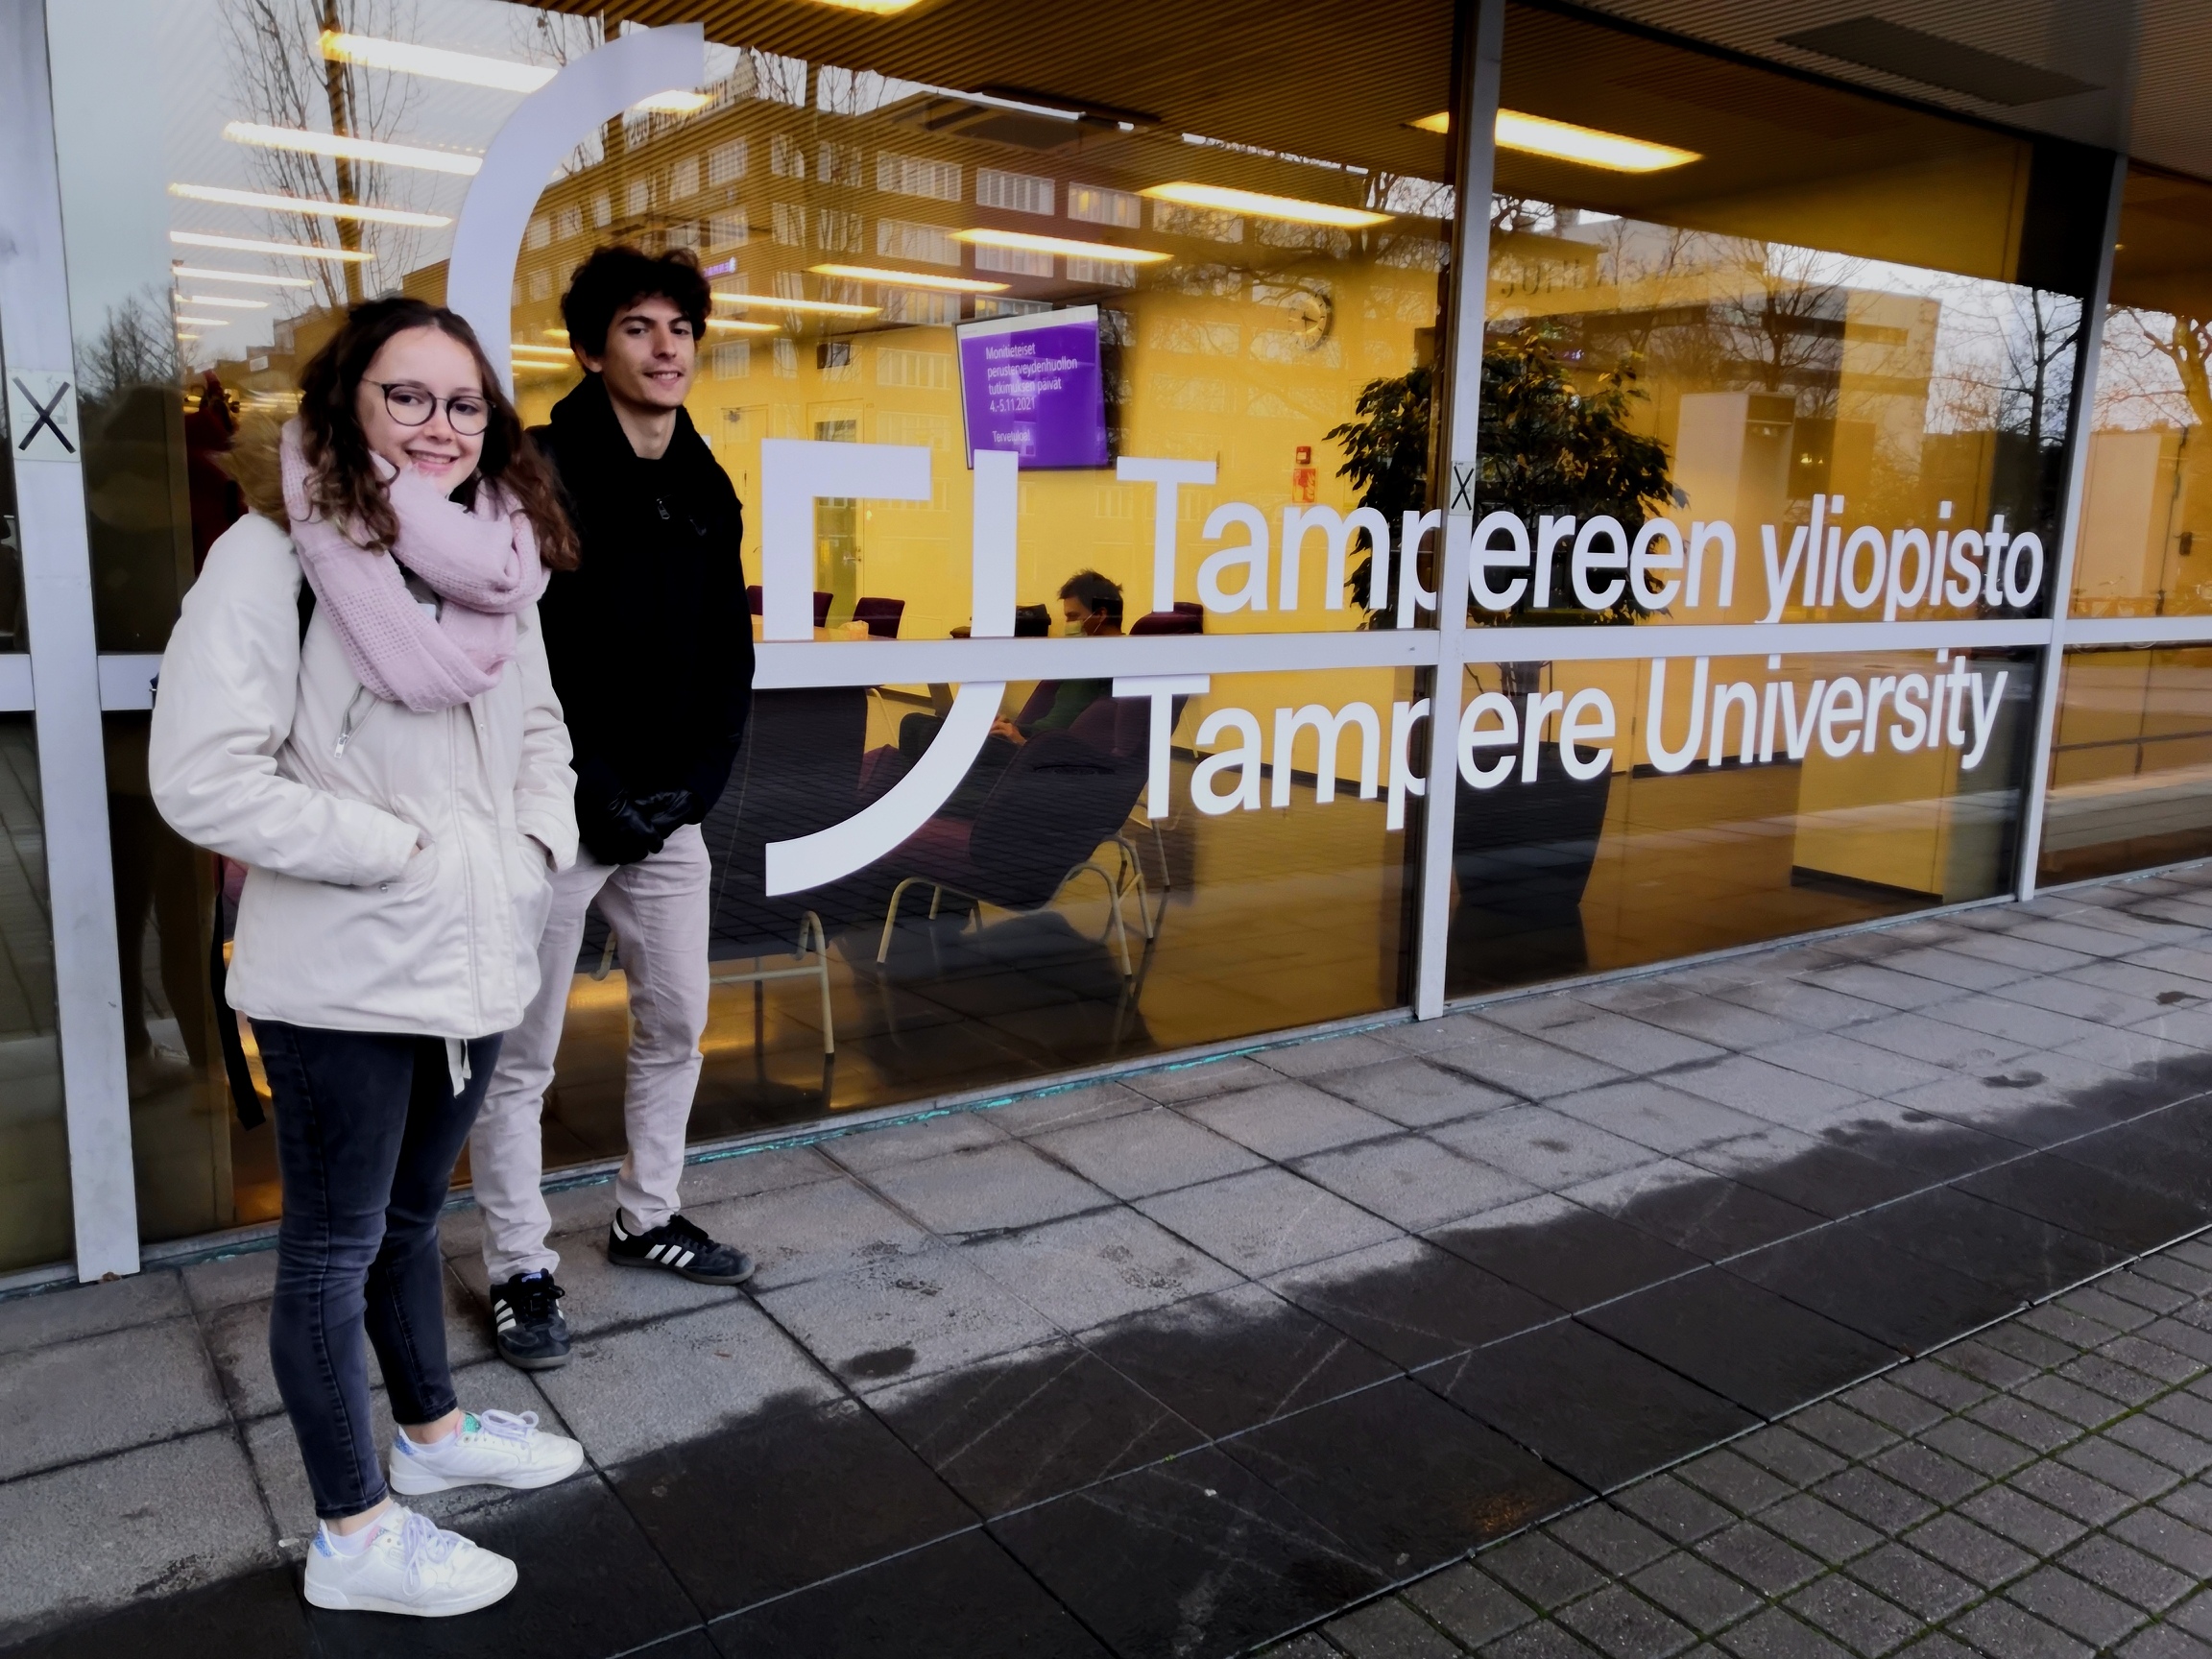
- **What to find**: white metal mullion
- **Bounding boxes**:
[2014,153,2129,903]
[1411,0,1505,1020]
[0,0,138,1278]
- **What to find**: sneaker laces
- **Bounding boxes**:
[473,1408,540,1445]
[395,1509,465,1595]
[661,1213,711,1247]
[506,1275,565,1320]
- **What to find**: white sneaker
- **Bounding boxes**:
[388,1408,586,1496]
[301,1505,517,1616]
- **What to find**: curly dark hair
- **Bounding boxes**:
[560,245,710,357]
[292,297,579,569]
[1058,568,1123,624]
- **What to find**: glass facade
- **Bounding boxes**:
[9,0,2212,1276]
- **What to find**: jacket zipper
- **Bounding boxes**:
[333,685,374,757]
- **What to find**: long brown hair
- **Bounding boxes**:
[291,297,578,569]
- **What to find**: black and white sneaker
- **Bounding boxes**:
[608,1213,756,1286]
[489,1271,571,1371]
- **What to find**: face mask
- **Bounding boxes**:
[1061,620,1088,637]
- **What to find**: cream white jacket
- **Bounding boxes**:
[149,512,578,1040]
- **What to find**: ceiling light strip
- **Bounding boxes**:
[1141,181,1389,229]
[223,121,483,177]
[172,229,374,262]
[810,263,1008,294]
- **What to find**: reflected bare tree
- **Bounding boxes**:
[80,289,181,405]
[221,0,423,308]
[2000,290,2082,456]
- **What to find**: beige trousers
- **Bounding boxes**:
[470,824,710,1282]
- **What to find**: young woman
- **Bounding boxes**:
[151,298,586,1617]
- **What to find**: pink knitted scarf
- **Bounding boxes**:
[280,420,547,713]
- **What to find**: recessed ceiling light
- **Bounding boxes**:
[169,182,450,228]
[807,0,929,12]
[175,316,232,326]
[1413,108,1700,172]
[1141,181,1389,229]
[810,263,1008,294]
[172,265,314,288]
[172,230,374,262]
[320,31,554,93]
[223,121,482,177]
[182,295,271,309]
[952,228,1171,263]
[713,292,881,318]
[705,318,779,334]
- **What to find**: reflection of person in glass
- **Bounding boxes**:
[469,248,757,1377]
[899,570,1122,814]
[148,299,589,1617]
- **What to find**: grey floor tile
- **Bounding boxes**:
[0,1272,186,1357]
[533,1293,836,1463]
[1494,1005,1725,1074]
[1405,1562,1538,1647]
[1259,1031,1410,1079]
[1945,1599,2094,1659]
[1557,1582,1698,1658]
[1431,1105,1664,1191]
[1744,1033,1948,1100]
[674,1142,846,1203]
[755,1244,1060,1389]
[1123,1053,1280,1104]
[1609,997,1806,1055]
[1545,1083,1775,1157]
[987,1080,1157,1137]
[1030,1105,1265,1200]
[1137,1166,1403,1276]
[867,1140,1113,1236]
[1319,1055,1524,1127]
[1714,1605,1855,1659]
[1844,1544,1977,1623]
[0,1430,275,1639]
[0,1316,227,1480]
[1328,1596,1469,1658]
[1550,1504,1675,1575]
[1658,1057,1867,1130]
[1785,1574,1922,1656]
[1184,1077,1403,1161]
[1482,1530,1612,1610]
[179,1249,277,1311]
[960,1206,1239,1330]
[1696,1522,1825,1596]
[685,1171,936,1291]
[1423,1025,1630,1100]
[1293,1134,1540,1230]
[2006,1566,2151,1649]
[820,1110,1009,1174]
[1630,1551,1763,1633]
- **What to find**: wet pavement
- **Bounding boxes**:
[8,864,2212,1656]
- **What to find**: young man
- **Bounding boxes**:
[470,247,756,1370]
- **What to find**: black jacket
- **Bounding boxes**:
[532,375,753,853]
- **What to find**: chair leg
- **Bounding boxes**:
[1150,817,1170,892]
[591,928,618,981]
[1075,861,1134,978]
[878,878,926,964]
[805,910,834,1057]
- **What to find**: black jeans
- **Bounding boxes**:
[254,1021,500,1521]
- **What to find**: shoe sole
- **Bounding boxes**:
[607,1251,756,1287]
[388,1442,588,1498]
[302,1558,518,1617]
[493,1343,571,1373]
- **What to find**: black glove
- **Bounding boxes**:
[633,788,703,841]
[576,777,666,866]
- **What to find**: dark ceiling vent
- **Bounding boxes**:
[1778,15,2100,106]
[881,92,1089,152]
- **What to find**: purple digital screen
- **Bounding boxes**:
[955,305,1108,469]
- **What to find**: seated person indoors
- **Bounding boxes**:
[890,570,1122,816]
